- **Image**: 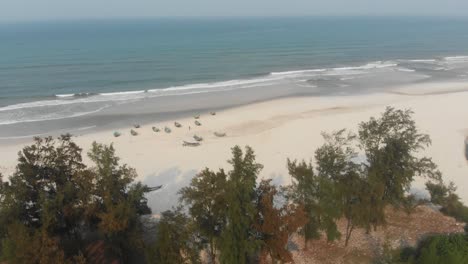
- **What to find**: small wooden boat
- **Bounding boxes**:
[143,185,163,192]
[164,127,172,133]
[183,141,201,147]
[130,129,138,136]
[152,127,160,132]
[174,122,182,128]
[214,132,226,137]
[194,115,200,119]
[113,131,121,137]
[193,135,203,142]
[194,120,201,126]
[465,137,468,160]
[210,112,216,116]
[134,124,140,128]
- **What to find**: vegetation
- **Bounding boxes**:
[426,180,468,225]
[0,135,152,263]
[385,234,468,264]
[0,107,464,263]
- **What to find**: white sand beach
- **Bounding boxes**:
[1,82,468,213]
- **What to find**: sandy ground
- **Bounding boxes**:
[1,82,468,212]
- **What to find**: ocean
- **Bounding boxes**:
[1,17,468,138]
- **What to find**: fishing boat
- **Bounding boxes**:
[134,124,140,128]
[214,132,226,137]
[113,131,121,137]
[465,137,468,160]
[130,129,138,136]
[183,141,201,147]
[194,120,201,126]
[152,127,160,132]
[210,112,216,116]
[164,127,172,133]
[193,135,203,142]
[174,122,182,128]
[194,115,200,119]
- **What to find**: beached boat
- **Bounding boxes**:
[210,112,216,116]
[194,115,200,119]
[152,127,160,132]
[193,135,203,142]
[183,141,201,147]
[113,131,121,137]
[174,122,182,128]
[130,129,138,136]
[165,127,172,133]
[465,137,468,160]
[195,120,201,126]
[214,132,226,137]
[144,185,163,192]
[134,124,140,128]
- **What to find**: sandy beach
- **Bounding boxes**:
[1,82,468,213]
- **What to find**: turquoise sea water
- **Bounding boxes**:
[1,17,468,133]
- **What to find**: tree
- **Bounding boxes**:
[358,107,440,230]
[393,234,468,264]
[147,208,201,264]
[88,142,151,260]
[179,168,227,263]
[315,129,372,246]
[359,107,440,207]
[255,179,307,263]
[426,180,468,224]
[286,160,322,247]
[219,146,263,264]
[0,135,90,262]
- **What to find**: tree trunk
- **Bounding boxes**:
[209,238,216,264]
[345,219,354,247]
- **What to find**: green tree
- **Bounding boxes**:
[179,168,227,263]
[88,142,151,259]
[426,180,468,224]
[315,129,372,246]
[394,234,468,264]
[146,207,201,264]
[359,107,440,207]
[358,107,440,229]
[286,160,322,247]
[0,135,90,263]
[219,146,263,264]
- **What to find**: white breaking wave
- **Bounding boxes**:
[444,56,468,61]
[0,106,108,125]
[1,55,465,126]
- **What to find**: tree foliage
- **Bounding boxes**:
[392,234,468,264]
[179,168,227,263]
[255,179,307,263]
[219,146,263,264]
[147,207,201,264]
[0,135,152,263]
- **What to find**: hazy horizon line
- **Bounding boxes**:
[2,14,468,25]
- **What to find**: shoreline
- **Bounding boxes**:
[1,83,468,213]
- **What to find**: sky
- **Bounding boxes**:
[2,0,468,22]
